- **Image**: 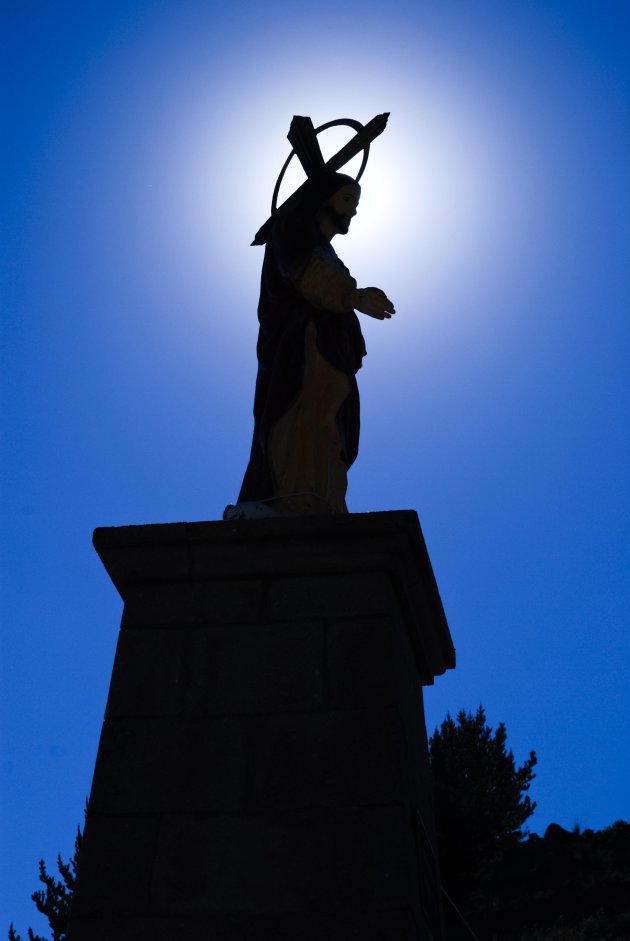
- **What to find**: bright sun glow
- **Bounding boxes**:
[146,59,539,360]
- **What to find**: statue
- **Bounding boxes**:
[226,114,395,519]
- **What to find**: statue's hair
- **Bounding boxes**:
[296,171,360,213]
[253,171,359,246]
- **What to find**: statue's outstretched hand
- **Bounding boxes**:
[350,287,396,320]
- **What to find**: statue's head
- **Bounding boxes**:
[298,171,361,241]
[317,182,361,237]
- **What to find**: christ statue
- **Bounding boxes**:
[227,114,394,518]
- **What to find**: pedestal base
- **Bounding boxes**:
[68,511,455,941]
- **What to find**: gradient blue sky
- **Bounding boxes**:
[2,0,629,932]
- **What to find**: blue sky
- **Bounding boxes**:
[2,0,629,932]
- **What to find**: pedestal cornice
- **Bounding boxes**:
[93,510,455,685]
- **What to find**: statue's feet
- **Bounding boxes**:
[223,501,281,521]
[223,492,346,520]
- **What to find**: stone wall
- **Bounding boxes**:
[67,511,455,941]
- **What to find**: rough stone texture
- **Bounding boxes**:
[105,628,186,717]
[68,910,421,941]
[69,816,158,917]
[121,578,265,628]
[327,616,397,708]
[89,716,248,814]
[187,621,324,714]
[250,709,404,808]
[340,805,419,911]
[152,810,334,914]
[268,571,396,620]
[68,511,454,940]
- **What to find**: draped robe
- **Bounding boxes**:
[238,210,366,514]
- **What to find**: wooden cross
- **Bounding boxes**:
[252,112,389,245]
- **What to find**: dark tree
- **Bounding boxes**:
[486,819,630,940]
[429,706,537,899]
[8,826,82,941]
[429,709,630,940]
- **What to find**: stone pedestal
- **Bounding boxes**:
[68,511,455,941]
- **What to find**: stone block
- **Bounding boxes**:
[318,709,404,806]
[70,816,158,916]
[187,621,323,714]
[105,628,187,718]
[95,539,191,586]
[69,910,422,941]
[122,579,264,628]
[151,810,333,914]
[89,716,247,814]
[225,911,420,941]
[251,708,404,808]
[361,910,422,940]
[327,616,398,708]
[268,572,396,620]
[310,911,422,940]
[333,805,414,910]
[68,915,254,941]
[190,533,398,581]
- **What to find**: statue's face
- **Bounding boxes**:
[322,183,360,235]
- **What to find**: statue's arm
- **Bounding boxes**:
[295,249,358,313]
[272,219,396,319]
[346,286,396,320]
[297,250,396,320]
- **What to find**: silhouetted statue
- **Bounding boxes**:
[228,115,394,518]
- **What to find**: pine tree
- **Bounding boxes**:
[8,826,82,941]
[429,706,537,889]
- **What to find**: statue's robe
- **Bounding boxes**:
[238,212,366,513]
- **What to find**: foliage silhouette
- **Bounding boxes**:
[429,710,630,940]
[429,706,537,889]
[8,826,82,941]
[486,820,630,940]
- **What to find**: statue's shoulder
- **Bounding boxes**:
[272,209,315,244]
[269,211,320,279]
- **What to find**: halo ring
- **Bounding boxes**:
[271,118,370,214]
